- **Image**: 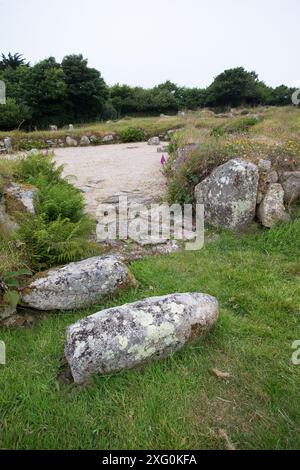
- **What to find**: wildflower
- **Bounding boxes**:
[160,155,166,165]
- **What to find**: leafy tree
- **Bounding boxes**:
[175,87,207,110]
[0,52,29,70]
[269,85,295,106]
[151,85,178,114]
[62,54,108,122]
[0,97,31,130]
[255,81,273,105]
[0,65,30,104]
[21,57,66,127]
[205,67,262,107]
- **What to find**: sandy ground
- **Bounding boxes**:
[54,142,168,216]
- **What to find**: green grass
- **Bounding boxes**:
[0,115,186,146]
[1,218,300,450]
[1,106,300,449]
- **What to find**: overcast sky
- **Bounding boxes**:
[1,0,299,88]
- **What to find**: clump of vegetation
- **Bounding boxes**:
[0,267,32,310]
[15,152,100,270]
[19,214,98,269]
[0,98,31,131]
[0,231,27,277]
[211,116,260,137]
[18,140,45,151]
[0,158,15,193]
[167,139,234,204]
[119,127,145,143]
[167,122,300,206]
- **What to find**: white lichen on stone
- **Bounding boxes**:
[20,255,135,310]
[65,293,219,384]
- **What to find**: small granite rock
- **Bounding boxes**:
[66,136,78,147]
[147,136,160,146]
[5,182,37,214]
[4,137,12,153]
[0,199,19,232]
[102,134,114,143]
[0,304,16,321]
[279,171,300,204]
[258,159,272,172]
[29,148,39,155]
[65,292,219,383]
[80,136,90,146]
[157,146,169,153]
[257,183,290,228]
[267,170,279,184]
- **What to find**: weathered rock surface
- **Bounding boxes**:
[4,137,12,153]
[5,183,37,214]
[257,183,290,228]
[20,255,136,311]
[195,158,259,231]
[147,136,160,145]
[0,280,16,321]
[49,125,58,131]
[80,136,90,146]
[0,303,16,321]
[157,145,169,153]
[65,292,219,383]
[66,136,78,147]
[0,199,19,232]
[102,134,114,143]
[258,159,272,172]
[279,171,300,204]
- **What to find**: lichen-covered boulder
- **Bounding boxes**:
[20,255,136,311]
[0,280,16,322]
[147,136,160,145]
[279,171,300,205]
[5,182,37,214]
[80,136,90,146]
[195,158,259,231]
[0,303,16,322]
[0,198,19,232]
[257,183,290,228]
[65,292,219,384]
[4,137,13,153]
[66,136,78,147]
[102,134,114,143]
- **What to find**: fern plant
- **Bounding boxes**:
[19,214,100,270]
[14,152,101,271]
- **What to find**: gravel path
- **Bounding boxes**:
[54,142,168,216]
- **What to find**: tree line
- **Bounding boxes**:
[0,52,297,131]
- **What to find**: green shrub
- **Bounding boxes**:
[90,137,102,145]
[101,101,118,121]
[18,140,45,151]
[36,181,85,222]
[119,127,145,143]
[19,214,99,270]
[168,139,235,204]
[211,116,260,136]
[15,152,100,271]
[16,152,63,185]
[0,98,31,131]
